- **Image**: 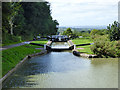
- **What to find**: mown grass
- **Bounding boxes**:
[2,40,48,77]
[31,40,48,45]
[72,38,94,54]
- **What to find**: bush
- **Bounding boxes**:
[91,35,120,58]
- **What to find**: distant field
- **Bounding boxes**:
[58,26,107,32]
[72,38,94,54]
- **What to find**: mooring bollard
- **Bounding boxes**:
[74,45,76,50]
[44,44,46,50]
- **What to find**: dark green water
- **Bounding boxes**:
[3,51,118,88]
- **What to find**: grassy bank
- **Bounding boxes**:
[72,38,94,54]
[2,40,48,77]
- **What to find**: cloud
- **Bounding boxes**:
[47,0,119,26]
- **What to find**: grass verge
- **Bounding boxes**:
[72,38,94,54]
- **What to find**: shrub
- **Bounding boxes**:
[91,35,120,58]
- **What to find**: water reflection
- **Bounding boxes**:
[3,52,118,88]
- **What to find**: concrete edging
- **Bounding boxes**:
[46,41,52,46]
[72,49,98,58]
[67,40,74,50]
[46,41,52,50]
[0,50,47,85]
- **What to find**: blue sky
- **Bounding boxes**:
[47,0,119,26]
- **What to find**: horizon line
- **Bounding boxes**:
[59,25,107,27]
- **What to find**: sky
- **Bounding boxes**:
[46,0,119,27]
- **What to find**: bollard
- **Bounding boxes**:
[44,44,46,50]
[74,45,76,50]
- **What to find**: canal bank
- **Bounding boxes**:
[1,49,47,84]
[67,40,98,58]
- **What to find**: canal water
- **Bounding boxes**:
[51,42,70,49]
[2,42,118,88]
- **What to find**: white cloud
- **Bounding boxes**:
[47,0,119,26]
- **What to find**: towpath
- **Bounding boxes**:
[0,41,32,51]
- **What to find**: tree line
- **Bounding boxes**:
[2,2,59,45]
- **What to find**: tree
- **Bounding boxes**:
[13,6,25,36]
[107,21,120,41]
[2,2,59,43]
[22,2,59,37]
[63,28,73,37]
[90,29,99,36]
